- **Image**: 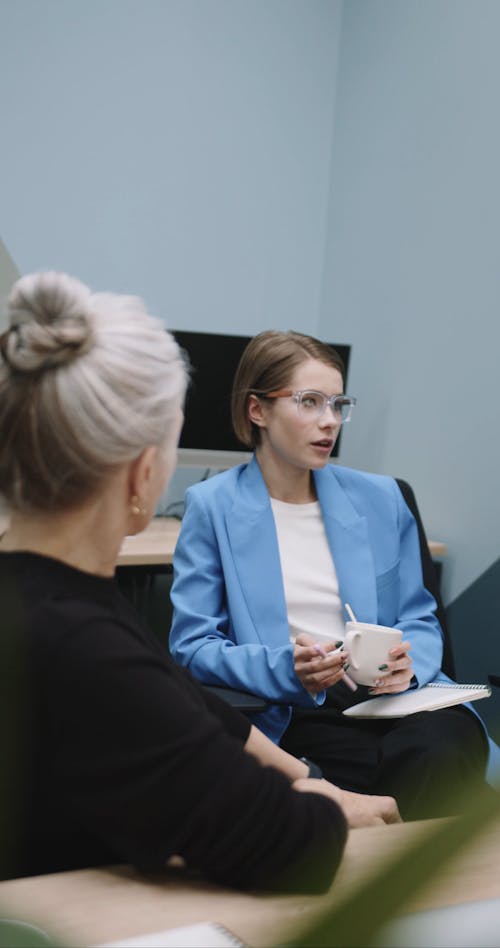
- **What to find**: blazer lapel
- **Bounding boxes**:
[314,467,378,624]
[225,457,291,646]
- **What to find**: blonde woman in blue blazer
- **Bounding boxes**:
[170,331,499,819]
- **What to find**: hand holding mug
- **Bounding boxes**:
[367,638,413,695]
[342,621,412,690]
[294,633,347,695]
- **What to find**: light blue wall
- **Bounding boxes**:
[319,0,500,604]
[2,0,499,610]
[0,240,19,330]
[1,0,343,515]
[0,0,341,335]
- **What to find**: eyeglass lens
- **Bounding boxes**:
[297,391,354,422]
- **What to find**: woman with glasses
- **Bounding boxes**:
[170,330,494,820]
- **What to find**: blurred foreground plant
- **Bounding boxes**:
[290,779,500,948]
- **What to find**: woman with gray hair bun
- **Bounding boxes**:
[0,271,186,515]
[0,271,399,890]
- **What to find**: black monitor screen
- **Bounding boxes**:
[172,330,351,466]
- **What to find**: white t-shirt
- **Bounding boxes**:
[270,497,346,645]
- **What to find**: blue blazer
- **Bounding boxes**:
[170,456,500,784]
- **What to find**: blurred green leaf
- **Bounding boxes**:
[0,919,57,947]
[290,782,500,948]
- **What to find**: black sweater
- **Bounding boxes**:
[0,552,347,892]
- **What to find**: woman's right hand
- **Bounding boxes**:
[293,778,401,827]
[293,633,347,695]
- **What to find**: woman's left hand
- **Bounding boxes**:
[367,640,413,694]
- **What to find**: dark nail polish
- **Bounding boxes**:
[378,664,388,670]
[335,640,344,648]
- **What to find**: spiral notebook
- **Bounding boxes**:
[343,682,491,719]
[99,921,246,947]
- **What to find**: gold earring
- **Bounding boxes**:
[130,495,147,516]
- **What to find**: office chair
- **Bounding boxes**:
[395,478,455,679]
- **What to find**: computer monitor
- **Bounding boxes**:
[172,330,352,469]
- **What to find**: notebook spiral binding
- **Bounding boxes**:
[428,682,490,690]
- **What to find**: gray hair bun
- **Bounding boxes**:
[3,271,95,372]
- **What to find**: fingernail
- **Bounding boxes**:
[335,640,344,648]
[343,662,351,671]
[378,664,388,670]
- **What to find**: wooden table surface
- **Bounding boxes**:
[0,817,498,947]
[0,513,447,566]
[117,516,181,565]
[0,514,182,567]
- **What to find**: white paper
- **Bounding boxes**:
[98,920,246,947]
[343,682,491,718]
[374,896,500,947]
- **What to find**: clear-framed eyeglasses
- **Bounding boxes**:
[262,389,357,424]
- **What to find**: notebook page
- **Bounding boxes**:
[343,683,491,718]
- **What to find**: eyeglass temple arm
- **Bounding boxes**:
[261,389,293,399]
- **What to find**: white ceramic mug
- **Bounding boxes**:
[343,622,403,686]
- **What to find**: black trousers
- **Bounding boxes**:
[280,694,492,820]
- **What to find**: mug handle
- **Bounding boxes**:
[347,630,361,670]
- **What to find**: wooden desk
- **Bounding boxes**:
[0,514,181,568]
[428,539,446,558]
[0,818,498,947]
[119,519,447,566]
[118,517,181,566]
[0,514,447,567]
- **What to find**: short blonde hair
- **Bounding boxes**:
[0,271,188,512]
[231,330,345,448]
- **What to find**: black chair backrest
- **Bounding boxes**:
[395,478,455,679]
